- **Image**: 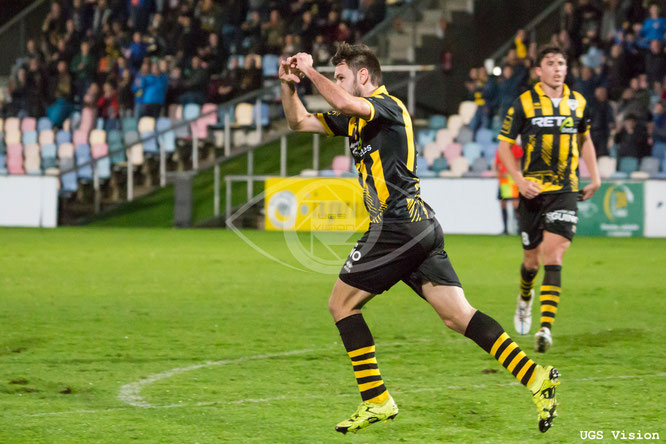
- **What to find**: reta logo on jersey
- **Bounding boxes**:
[530,116,578,133]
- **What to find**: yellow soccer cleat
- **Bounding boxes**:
[335,396,399,434]
[529,365,561,432]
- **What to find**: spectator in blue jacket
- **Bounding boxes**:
[141,60,168,117]
[640,3,666,47]
[129,32,147,70]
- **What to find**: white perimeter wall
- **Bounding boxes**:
[420,178,504,234]
[0,176,58,228]
[645,181,666,238]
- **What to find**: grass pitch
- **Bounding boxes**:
[0,227,664,443]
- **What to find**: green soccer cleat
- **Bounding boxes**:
[335,396,399,434]
[529,365,560,433]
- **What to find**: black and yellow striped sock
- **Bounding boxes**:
[540,265,561,330]
[465,310,537,386]
[520,264,538,301]
[336,314,389,404]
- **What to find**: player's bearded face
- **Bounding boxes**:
[537,53,567,90]
[334,62,362,97]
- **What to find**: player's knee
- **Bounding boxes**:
[523,255,540,270]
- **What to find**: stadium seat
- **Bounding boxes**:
[217,106,235,124]
[39,129,55,146]
[24,144,41,175]
[73,129,89,146]
[125,131,144,166]
[0,136,5,154]
[428,115,447,130]
[618,157,639,174]
[431,156,449,174]
[22,130,37,145]
[444,142,462,162]
[91,143,108,159]
[260,103,270,127]
[458,101,478,125]
[417,129,436,148]
[299,169,319,177]
[122,117,138,133]
[20,117,36,132]
[56,129,71,145]
[138,116,156,133]
[96,156,111,179]
[62,118,71,131]
[4,117,20,133]
[75,144,94,180]
[416,156,436,177]
[481,170,497,178]
[58,142,74,160]
[332,155,352,175]
[446,114,464,137]
[168,104,183,120]
[471,156,489,173]
[463,142,482,163]
[156,117,176,153]
[90,129,106,145]
[96,117,105,130]
[5,130,21,145]
[0,154,6,174]
[639,156,660,176]
[610,171,629,179]
[456,126,474,144]
[597,156,616,178]
[319,169,337,177]
[183,103,201,122]
[7,144,25,175]
[41,143,58,173]
[0,117,3,132]
[192,103,218,139]
[262,54,279,78]
[108,130,126,163]
[435,129,453,148]
[142,131,158,155]
[423,142,444,166]
[482,143,497,159]
[476,128,494,144]
[440,156,469,177]
[37,117,52,131]
[234,103,255,127]
[60,157,78,192]
[303,94,330,112]
[652,142,666,161]
[79,108,96,133]
[70,111,82,130]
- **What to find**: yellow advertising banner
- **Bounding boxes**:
[264,178,370,231]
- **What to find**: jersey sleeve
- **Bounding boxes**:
[316,111,352,137]
[578,102,591,136]
[497,97,524,144]
[360,95,404,124]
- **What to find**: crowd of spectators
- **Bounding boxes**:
[465,0,666,163]
[2,0,387,123]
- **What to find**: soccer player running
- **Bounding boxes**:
[497,46,601,352]
[281,43,560,434]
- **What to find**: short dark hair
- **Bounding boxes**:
[331,42,382,85]
[536,45,567,66]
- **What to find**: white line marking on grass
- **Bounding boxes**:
[20,372,666,418]
[117,348,315,408]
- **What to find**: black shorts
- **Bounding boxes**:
[518,192,578,250]
[338,218,461,298]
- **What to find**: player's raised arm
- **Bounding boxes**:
[280,59,326,133]
[289,52,373,121]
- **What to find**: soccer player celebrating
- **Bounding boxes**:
[281,43,560,434]
[497,46,601,351]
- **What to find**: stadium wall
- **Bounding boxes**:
[0,176,58,228]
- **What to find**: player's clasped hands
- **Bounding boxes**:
[278,53,314,84]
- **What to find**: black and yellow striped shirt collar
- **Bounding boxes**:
[533,82,571,100]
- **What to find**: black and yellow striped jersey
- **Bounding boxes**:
[498,82,591,193]
[316,85,432,224]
